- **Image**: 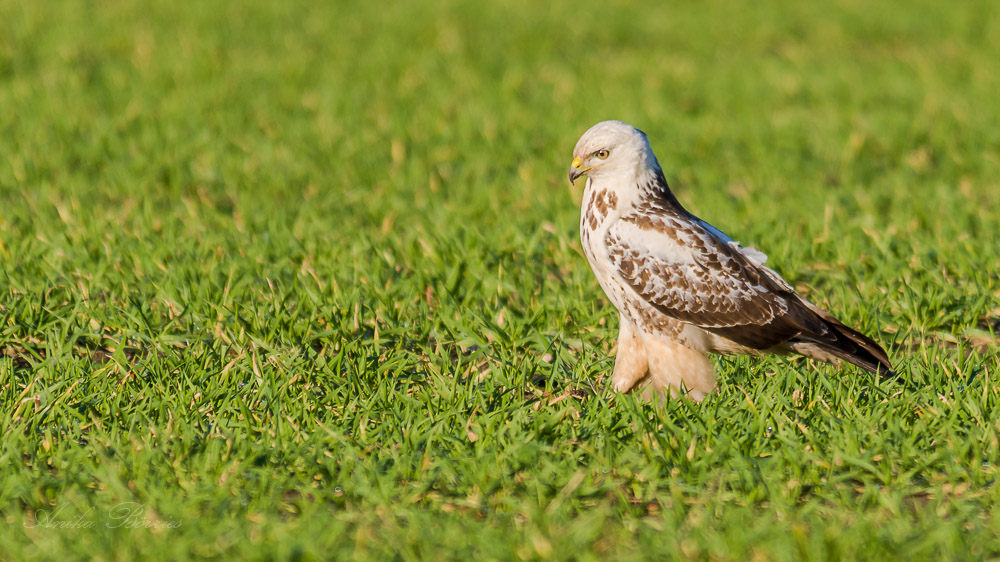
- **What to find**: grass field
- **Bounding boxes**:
[2,0,1000,559]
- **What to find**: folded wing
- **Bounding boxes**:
[605,209,894,375]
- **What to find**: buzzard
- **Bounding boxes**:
[568,120,894,401]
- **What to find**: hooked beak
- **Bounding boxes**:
[568,156,590,184]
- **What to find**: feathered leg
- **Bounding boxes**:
[611,319,649,392]
[643,336,716,402]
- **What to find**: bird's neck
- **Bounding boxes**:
[615,166,687,216]
[585,166,687,220]
[643,168,686,210]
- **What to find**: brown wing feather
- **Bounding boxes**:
[605,202,894,375]
[606,206,799,335]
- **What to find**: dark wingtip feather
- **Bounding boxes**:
[802,317,897,378]
[788,297,897,379]
[829,321,895,375]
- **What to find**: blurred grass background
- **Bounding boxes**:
[1,0,999,559]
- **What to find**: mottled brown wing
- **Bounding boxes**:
[605,212,824,348]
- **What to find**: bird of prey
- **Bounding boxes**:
[568,120,894,401]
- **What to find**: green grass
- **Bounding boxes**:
[2,0,999,559]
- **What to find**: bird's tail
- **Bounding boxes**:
[789,301,896,377]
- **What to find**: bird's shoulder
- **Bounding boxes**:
[611,196,793,289]
[603,195,802,328]
[611,198,739,266]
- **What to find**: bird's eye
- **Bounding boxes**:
[595,149,610,160]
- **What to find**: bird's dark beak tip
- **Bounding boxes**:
[568,169,582,185]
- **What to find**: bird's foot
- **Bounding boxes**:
[611,372,648,393]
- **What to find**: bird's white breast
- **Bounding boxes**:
[579,178,635,315]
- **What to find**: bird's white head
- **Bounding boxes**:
[568,120,661,185]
